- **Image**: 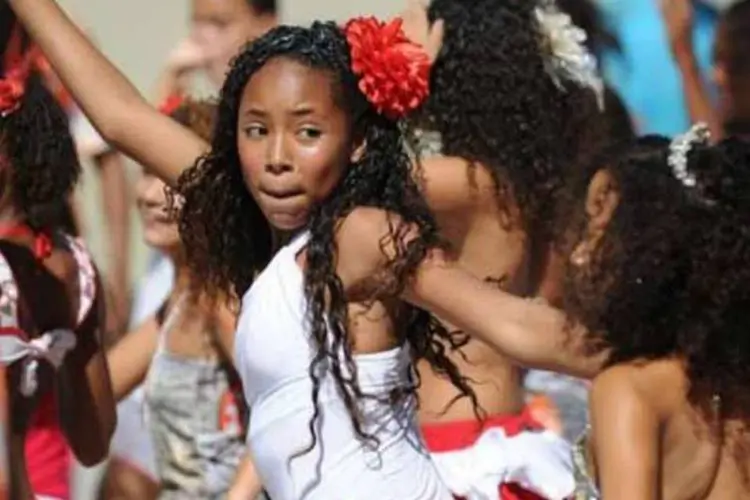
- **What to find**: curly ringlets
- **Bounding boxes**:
[0,74,80,232]
[422,0,602,250]
[176,21,477,457]
[561,136,750,446]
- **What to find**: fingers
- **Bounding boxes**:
[428,19,444,61]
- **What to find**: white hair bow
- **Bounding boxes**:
[0,329,77,396]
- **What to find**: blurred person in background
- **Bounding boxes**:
[102,5,277,497]
[662,0,750,140]
[101,100,244,500]
[598,0,719,135]
[524,0,637,444]
[157,0,277,101]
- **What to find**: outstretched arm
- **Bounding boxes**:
[8,0,208,185]
[408,256,605,378]
[335,207,606,379]
[57,276,116,466]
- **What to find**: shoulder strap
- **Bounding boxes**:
[61,234,97,326]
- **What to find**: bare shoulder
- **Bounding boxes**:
[591,360,683,421]
[335,207,417,295]
[416,155,499,213]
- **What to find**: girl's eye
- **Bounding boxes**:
[298,127,322,140]
[244,125,267,138]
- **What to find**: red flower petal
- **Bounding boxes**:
[343,16,431,120]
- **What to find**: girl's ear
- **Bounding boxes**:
[585,168,619,232]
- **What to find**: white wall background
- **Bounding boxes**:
[282,0,404,24]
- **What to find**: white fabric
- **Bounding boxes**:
[430,428,575,500]
[235,232,452,500]
[0,329,77,396]
[69,108,111,159]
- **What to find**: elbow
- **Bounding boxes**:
[69,411,117,467]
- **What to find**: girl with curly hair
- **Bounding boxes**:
[0,14,115,500]
[402,1,604,496]
[8,0,475,497]
[402,124,750,498]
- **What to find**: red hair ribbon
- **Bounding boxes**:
[343,17,431,120]
[158,93,185,116]
[0,24,41,117]
[0,224,53,260]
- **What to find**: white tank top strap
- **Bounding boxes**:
[60,233,98,326]
[154,293,189,353]
[284,230,310,258]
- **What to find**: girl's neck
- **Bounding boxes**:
[272,228,304,252]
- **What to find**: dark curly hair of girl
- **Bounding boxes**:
[421,0,602,248]
[0,12,80,232]
[560,134,750,431]
[177,21,476,454]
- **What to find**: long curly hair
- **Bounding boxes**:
[177,21,475,454]
[0,15,80,232]
[420,0,602,247]
[561,135,750,426]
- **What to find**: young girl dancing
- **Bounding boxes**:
[560,127,750,499]
[0,17,115,500]
[399,123,750,498]
[9,0,477,498]
[404,0,602,496]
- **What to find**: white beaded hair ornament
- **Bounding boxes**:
[667,122,711,188]
[534,0,605,110]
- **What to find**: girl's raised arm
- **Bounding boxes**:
[8,0,208,185]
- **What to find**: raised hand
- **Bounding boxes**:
[399,0,444,64]
[659,0,694,60]
[165,37,208,77]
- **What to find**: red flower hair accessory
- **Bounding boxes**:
[343,17,430,120]
[158,93,185,116]
[0,25,38,117]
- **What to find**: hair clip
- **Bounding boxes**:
[667,122,711,188]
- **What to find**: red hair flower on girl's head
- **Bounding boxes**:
[0,25,38,117]
[343,17,430,120]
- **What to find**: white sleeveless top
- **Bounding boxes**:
[234,232,451,500]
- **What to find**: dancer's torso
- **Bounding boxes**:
[235,231,452,500]
[416,156,530,422]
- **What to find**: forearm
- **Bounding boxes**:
[97,151,131,320]
[674,49,722,139]
[407,256,604,378]
[57,346,116,466]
